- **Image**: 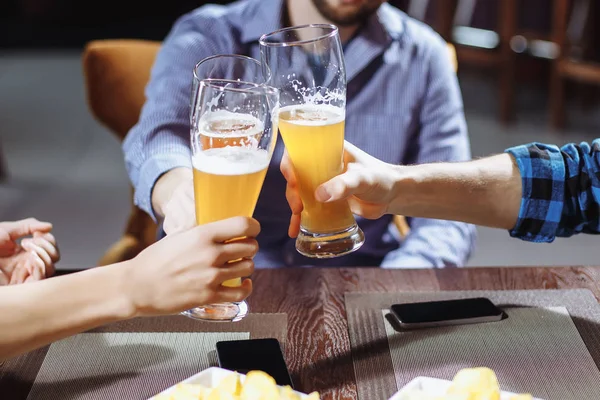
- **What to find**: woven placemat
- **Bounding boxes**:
[0,313,287,400]
[345,290,600,400]
[28,332,247,400]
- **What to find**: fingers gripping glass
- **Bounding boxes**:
[260,24,365,258]
[183,55,279,321]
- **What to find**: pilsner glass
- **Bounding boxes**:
[183,55,278,321]
[260,24,365,258]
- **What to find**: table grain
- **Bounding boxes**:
[247,267,600,399]
[5,267,600,399]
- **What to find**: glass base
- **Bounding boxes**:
[181,300,248,322]
[295,223,365,259]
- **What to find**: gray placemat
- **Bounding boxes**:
[345,289,600,400]
[0,313,288,400]
[383,307,600,399]
[26,332,248,400]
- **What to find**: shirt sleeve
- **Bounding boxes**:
[506,140,600,242]
[122,11,226,221]
[382,36,476,268]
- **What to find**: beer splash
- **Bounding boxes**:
[289,79,344,108]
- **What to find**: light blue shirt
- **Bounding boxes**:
[123,0,476,268]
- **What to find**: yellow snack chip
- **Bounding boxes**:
[240,370,280,400]
[509,395,533,400]
[402,367,535,400]
[448,367,500,400]
[207,388,236,400]
[279,385,301,400]
[215,372,242,395]
[450,367,500,391]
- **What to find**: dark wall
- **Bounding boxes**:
[0,0,564,50]
[0,0,408,48]
[0,0,232,48]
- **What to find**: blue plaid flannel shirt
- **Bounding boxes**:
[506,140,600,242]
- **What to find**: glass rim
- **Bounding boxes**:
[193,54,267,82]
[199,78,279,96]
[259,24,338,48]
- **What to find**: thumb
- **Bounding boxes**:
[343,141,376,165]
[315,170,368,203]
[5,218,53,240]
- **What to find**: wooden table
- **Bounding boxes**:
[247,267,600,399]
[7,266,600,399]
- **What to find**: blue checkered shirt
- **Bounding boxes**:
[506,140,600,242]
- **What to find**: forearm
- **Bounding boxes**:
[123,15,222,221]
[0,263,135,361]
[391,154,522,230]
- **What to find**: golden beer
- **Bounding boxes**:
[192,147,269,225]
[193,113,269,286]
[278,105,355,233]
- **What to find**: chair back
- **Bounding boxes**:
[82,39,162,264]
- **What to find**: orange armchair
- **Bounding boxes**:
[82,40,161,265]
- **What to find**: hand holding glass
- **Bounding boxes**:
[260,24,365,258]
[184,55,278,321]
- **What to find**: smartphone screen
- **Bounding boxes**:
[216,338,294,387]
[391,297,504,328]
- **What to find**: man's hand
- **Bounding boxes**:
[152,168,196,235]
[281,141,402,238]
[0,218,60,285]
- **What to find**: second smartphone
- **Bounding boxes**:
[391,297,504,330]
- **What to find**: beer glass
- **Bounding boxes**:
[183,55,278,321]
[190,55,270,130]
[260,24,365,258]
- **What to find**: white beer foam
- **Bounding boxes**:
[198,110,264,137]
[192,147,270,176]
[279,104,344,126]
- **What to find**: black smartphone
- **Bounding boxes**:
[216,338,294,388]
[390,297,504,330]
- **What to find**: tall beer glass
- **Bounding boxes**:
[260,24,365,258]
[183,55,278,321]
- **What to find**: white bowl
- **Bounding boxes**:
[389,377,545,400]
[149,367,311,399]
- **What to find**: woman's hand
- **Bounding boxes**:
[0,218,59,285]
[124,216,260,317]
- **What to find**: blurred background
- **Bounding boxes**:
[1,0,599,270]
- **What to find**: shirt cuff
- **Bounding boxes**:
[380,252,438,269]
[134,153,192,222]
[505,143,565,243]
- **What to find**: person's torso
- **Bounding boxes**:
[188,0,433,267]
